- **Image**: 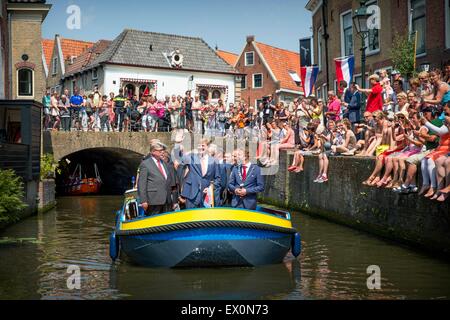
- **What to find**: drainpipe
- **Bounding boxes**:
[321,0,330,89]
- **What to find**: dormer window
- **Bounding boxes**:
[92,68,98,80]
[52,57,58,75]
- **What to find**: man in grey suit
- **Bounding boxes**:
[228,149,265,210]
[180,138,221,209]
[138,141,173,215]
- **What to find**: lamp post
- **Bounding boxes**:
[353,0,371,110]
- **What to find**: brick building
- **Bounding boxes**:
[45,34,95,93]
[0,0,51,101]
[235,36,304,107]
[306,0,450,99]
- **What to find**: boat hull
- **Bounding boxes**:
[119,227,292,267]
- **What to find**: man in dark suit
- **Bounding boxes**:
[138,141,173,215]
[218,151,236,207]
[180,138,221,209]
[228,149,265,210]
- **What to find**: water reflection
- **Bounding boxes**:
[109,258,302,300]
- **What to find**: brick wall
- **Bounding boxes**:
[10,16,46,102]
[311,0,450,91]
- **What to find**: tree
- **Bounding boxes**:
[390,33,416,79]
[0,169,27,224]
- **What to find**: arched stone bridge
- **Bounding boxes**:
[43,131,174,160]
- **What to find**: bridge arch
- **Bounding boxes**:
[56,147,146,195]
[43,131,173,161]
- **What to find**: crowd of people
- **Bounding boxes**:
[43,61,450,202]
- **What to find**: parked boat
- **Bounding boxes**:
[58,163,102,196]
[109,189,301,268]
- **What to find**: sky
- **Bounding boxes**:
[42,0,312,54]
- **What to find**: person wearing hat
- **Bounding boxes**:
[356,74,383,113]
[138,141,174,215]
[113,88,127,132]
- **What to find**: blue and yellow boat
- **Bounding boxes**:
[110,189,301,267]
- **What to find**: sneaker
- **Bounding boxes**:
[320,175,328,183]
[393,186,403,193]
[313,175,322,183]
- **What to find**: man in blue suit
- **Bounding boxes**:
[228,149,265,210]
[217,151,235,207]
[180,138,221,208]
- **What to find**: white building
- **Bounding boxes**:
[62,29,241,104]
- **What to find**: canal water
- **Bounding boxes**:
[0,196,450,300]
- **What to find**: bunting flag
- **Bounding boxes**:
[203,183,215,208]
[143,85,150,96]
[334,56,355,93]
[300,66,319,97]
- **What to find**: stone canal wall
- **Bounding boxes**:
[261,151,450,258]
[38,179,56,214]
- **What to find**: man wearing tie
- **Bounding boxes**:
[180,138,221,209]
[138,141,173,215]
[228,149,265,210]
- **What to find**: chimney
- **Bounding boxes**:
[246,35,255,44]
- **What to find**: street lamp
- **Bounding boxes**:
[353,0,371,111]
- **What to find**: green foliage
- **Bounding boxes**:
[0,169,27,224]
[40,153,60,180]
[390,33,416,78]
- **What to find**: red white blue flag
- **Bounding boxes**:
[334,56,355,92]
[300,66,319,97]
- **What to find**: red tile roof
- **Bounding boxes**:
[42,38,54,71]
[65,40,111,76]
[216,49,238,67]
[60,38,95,61]
[255,42,303,93]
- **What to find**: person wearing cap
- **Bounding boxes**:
[138,141,173,215]
[356,74,383,113]
[113,88,127,132]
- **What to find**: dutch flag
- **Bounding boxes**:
[334,56,355,93]
[300,66,319,97]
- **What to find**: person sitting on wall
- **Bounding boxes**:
[228,149,265,210]
[179,138,222,209]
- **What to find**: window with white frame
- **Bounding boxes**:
[92,68,98,80]
[241,75,246,89]
[410,0,426,55]
[317,27,323,71]
[340,11,353,56]
[52,57,58,75]
[366,0,380,55]
[253,74,263,88]
[245,52,254,66]
[445,0,450,49]
[18,68,33,97]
